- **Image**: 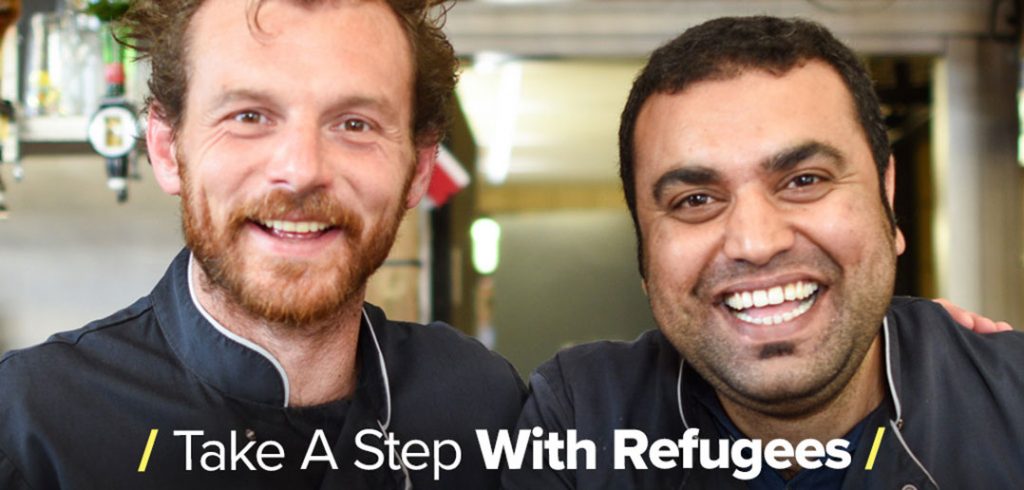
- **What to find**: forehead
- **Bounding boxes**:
[189,0,410,57]
[633,61,869,178]
[184,0,413,107]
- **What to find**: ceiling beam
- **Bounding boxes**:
[445,0,993,57]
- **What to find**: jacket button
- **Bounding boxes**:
[901,485,917,490]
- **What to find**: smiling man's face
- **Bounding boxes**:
[151,0,433,327]
[634,61,905,416]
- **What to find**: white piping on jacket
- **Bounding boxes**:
[363,308,393,430]
[188,256,407,485]
[188,254,292,407]
[673,316,934,485]
[677,360,689,429]
[883,316,939,488]
[883,317,903,421]
[888,418,940,488]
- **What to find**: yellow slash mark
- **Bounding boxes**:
[137,429,159,473]
[865,427,885,470]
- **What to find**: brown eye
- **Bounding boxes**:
[343,119,371,132]
[780,172,832,203]
[678,193,713,209]
[669,191,725,224]
[788,174,822,188]
[233,111,266,124]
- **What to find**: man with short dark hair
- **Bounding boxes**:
[504,16,1024,489]
[0,1,523,488]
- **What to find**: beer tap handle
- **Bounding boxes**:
[0,98,21,181]
[87,3,137,202]
[0,171,7,220]
[0,1,21,186]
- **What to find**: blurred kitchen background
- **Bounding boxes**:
[0,0,1021,376]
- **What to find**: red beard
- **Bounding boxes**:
[179,162,409,327]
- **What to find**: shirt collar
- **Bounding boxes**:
[186,253,293,405]
[879,315,904,423]
[150,248,392,420]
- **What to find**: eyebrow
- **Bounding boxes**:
[208,89,394,119]
[650,141,847,203]
[209,89,275,110]
[763,141,846,174]
[652,166,721,203]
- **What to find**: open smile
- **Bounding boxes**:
[254,219,337,240]
[244,218,348,258]
[721,280,822,326]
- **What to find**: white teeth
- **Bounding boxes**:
[752,290,768,307]
[722,280,821,325]
[724,281,819,310]
[259,220,329,234]
[731,294,816,325]
[784,284,796,301]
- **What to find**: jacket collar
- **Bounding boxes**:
[674,312,938,489]
[880,316,904,423]
[150,248,392,424]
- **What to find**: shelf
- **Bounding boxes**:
[20,115,90,143]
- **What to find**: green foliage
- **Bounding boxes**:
[84,0,130,22]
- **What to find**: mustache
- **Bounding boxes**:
[693,250,841,300]
[226,189,365,238]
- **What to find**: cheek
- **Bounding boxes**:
[341,148,414,206]
[642,219,717,291]
[342,168,398,218]
[187,167,248,227]
[797,195,892,266]
[187,138,259,194]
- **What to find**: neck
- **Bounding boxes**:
[190,259,362,407]
[718,335,885,448]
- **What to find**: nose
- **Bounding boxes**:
[265,120,330,192]
[721,189,795,266]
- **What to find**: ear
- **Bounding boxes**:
[146,107,182,196]
[405,143,437,209]
[884,155,906,255]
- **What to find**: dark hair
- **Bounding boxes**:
[619,16,893,276]
[118,0,457,146]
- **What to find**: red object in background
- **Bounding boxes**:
[425,146,470,208]
[105,63,124,86]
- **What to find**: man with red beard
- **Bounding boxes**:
[503,16,1023,490]
[0,0,523,488]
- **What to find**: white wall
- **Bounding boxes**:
[490,210,654,375]
[932,39,1024,326]
[0,153,182,352]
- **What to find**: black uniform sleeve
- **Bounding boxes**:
[0,448,32,490]
[501,366,576,490]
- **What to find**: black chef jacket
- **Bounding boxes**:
[0,248,525,489]
[503,297,1024,489]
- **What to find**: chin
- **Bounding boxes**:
[722,356,848,415]
[228,261,358,325]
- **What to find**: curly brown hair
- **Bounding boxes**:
[118,0,457,146]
